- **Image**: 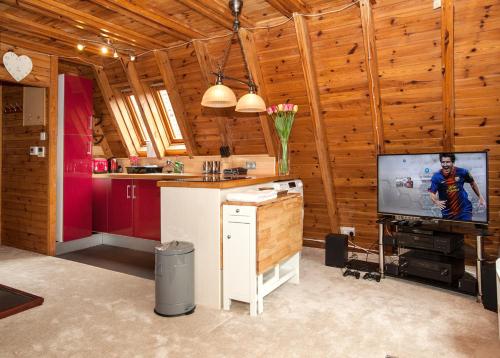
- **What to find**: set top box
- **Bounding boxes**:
[393,228,464,255]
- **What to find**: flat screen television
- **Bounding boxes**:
[377,152,488,224]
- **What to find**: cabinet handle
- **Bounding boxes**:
[126,185,131,199]
[89,115,93,130]
[226,235,231,240]
[87,141,92,155]
[132,185,136,199]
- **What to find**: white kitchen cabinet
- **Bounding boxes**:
[222,195,303,316]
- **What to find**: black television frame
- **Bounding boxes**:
[376,151,489,224]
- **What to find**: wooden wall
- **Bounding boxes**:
[0,44,57,255]
[2,1,497,257]
[1,85,49,253]
[87,0,499,256]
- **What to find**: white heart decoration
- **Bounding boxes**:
[2,52,33,82]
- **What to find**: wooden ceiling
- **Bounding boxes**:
[0,0,333,65]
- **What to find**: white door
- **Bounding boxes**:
[223,221,251,302]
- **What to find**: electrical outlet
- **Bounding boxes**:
[245,161,256,169]
[30,146,38,156]
[340,226,355,237]
[37,146,45,158]
[433,0,441,9]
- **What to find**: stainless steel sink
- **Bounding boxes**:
[126,165,164,174]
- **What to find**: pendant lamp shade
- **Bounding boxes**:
[201,84,237,108]
[235,92,266,112]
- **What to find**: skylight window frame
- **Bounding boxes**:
[153,87,185,145]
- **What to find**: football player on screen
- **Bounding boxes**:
[428,153,486,221]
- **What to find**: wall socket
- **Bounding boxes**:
[30,146,46,157]
[245,161,256,169]
[340,226,355,237]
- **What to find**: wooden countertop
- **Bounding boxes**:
[157,175,298,189]
[223,193,301,207]
[92,172,201,180]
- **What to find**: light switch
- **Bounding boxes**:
[433,0,441,9]
[40,131,47,141]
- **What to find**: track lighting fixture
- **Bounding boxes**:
[76,43,85,51]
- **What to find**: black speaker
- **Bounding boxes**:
[325,233,348,268]
[481,261,498,312]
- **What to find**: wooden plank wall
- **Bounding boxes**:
[1,85,49,254]
[454,0,500,253]
[0,44,57,255]
[251,0,499,254]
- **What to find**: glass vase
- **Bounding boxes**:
[278,140,290,176]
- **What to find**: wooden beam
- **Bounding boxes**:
[238,28,277,157]
[0,11,103,56]
[193,40,234,153]
[441,0,455,151]
[266,0,310,17]
[47,55,58,256]
[93,65,138,156]
[19,0,170,49]
[121,58,165,158]
[0,32,102,66]
[154,50,198,156]
[93,122,113,157]
[176,0,253,30]
[293,14,340,233]
[90,0,202,41]
[359,0,385,154]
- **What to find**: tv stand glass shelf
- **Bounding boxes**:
[377,216,491,302]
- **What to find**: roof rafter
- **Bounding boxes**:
[154,50,198,156]
[89,0,202,42]
[176,0,253,30]
[265,0,311,18]
[0,32,102,66]
[1,11,103,56]
[18,0,170,49]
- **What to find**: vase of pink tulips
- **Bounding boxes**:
[267,103,298,176]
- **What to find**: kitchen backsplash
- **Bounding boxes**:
[116,155,276,176]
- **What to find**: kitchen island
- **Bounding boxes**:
[157,175,300,309]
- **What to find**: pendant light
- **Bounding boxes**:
[201,0,266,113]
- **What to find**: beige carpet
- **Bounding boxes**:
[0,245,498,358]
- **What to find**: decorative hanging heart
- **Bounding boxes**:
[2,51,33,82]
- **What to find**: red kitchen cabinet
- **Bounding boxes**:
[93,179,161,241]
[108,179,134,237]
[58,74,93,242]
[63,74,93,137]
[92,178,110,232]
[133,180,161,241]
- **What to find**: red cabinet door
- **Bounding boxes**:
[133,180,161,241]
[64,75,93,137]
[108,179,134,236]
[92,178,110,233]
[63,134,93,241]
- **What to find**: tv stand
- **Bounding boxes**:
[377,217,491,302]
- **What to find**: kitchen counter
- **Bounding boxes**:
[157,174,297,189]
[159,175,301,309]
[92,172,201,180]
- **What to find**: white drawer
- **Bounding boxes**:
[225,205,254,217]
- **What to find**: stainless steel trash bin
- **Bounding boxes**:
[154,241,195,316]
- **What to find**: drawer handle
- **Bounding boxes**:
[235,209,240,213]
[226,235,231,240]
